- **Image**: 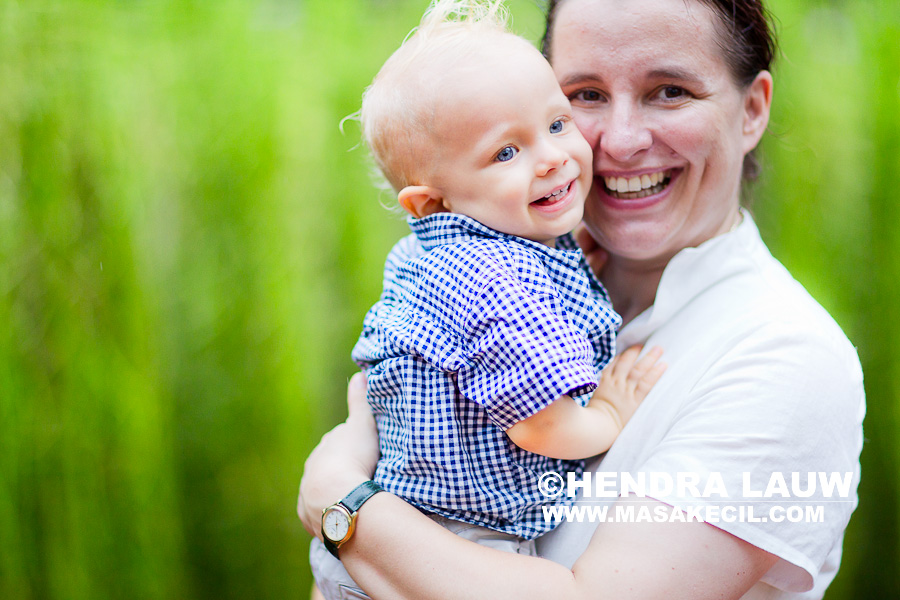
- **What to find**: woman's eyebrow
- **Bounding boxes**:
[557,73,602,88]
[559,68,705,88]
[647,67,704,84]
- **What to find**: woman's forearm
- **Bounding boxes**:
[300,376,774,599]
[339,492,580,600]
[339,495,776,600]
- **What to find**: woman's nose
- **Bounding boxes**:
[598,104,652,162]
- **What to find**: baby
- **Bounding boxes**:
[310,0,664,597]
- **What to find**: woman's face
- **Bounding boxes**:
[550,0,771,265]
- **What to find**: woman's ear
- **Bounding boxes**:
[741,70,773,154]
[398,186,447,218]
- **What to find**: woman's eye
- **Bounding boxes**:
[657,86,689,101]
[570,89,603,103]
[549,120,564,134]
[496,146,518,162]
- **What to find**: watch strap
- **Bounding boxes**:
[340,480,384,513]
[323,535,340,559]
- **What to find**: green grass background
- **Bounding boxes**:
[0,0,896,598]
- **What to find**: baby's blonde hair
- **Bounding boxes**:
[360,0,514,192]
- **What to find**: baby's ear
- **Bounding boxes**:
[398,186,446,219]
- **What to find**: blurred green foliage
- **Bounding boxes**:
[0,0,896,598]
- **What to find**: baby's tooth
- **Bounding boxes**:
[641,174,651,189]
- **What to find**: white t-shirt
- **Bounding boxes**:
[537,211,865,599]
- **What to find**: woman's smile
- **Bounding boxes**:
[601,169,672,199]
[591,169,680,214]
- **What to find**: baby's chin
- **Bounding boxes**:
[535,215,588,246]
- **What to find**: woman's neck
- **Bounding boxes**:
[601,210,745,325]
[601,255,668,326]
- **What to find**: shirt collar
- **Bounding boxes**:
[619,208,762,346]
[408,212,584,270]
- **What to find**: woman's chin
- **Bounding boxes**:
[605,237,678,264]
[584,208,681,264]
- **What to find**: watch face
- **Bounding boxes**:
[323,507,351,542]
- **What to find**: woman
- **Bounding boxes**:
[298,0,865,598]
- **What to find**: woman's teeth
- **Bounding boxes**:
[603,170,671,199]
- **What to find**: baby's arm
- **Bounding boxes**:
[505,346,665,459]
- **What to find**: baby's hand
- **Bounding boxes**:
[588,345,666,432]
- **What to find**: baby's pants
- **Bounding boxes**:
[309,514,538,600]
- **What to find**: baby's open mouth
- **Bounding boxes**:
[603,170,671,199]
[532,182,571,206]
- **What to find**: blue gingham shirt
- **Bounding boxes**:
[353,213,621,539]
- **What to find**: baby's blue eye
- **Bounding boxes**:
[496,146,518,162]
[550,120,564,134]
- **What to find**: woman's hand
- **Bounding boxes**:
[574,224,608,277]
[297,372,380,538]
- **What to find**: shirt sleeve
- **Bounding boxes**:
[456,270,599,431]
[635,319,865,592]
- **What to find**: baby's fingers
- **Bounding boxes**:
[634,361,667,398]
[627,346,666,397]
[606,344,643,379]
[625,346,664,380]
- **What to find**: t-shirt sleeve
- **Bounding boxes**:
[635,321,865,592]
[456,270,599,431]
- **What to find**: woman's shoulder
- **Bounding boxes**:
[679,215,859,365]
[741,231,859,367]
[649,220,863,405]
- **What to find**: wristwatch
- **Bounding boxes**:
[321,480,384,559]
